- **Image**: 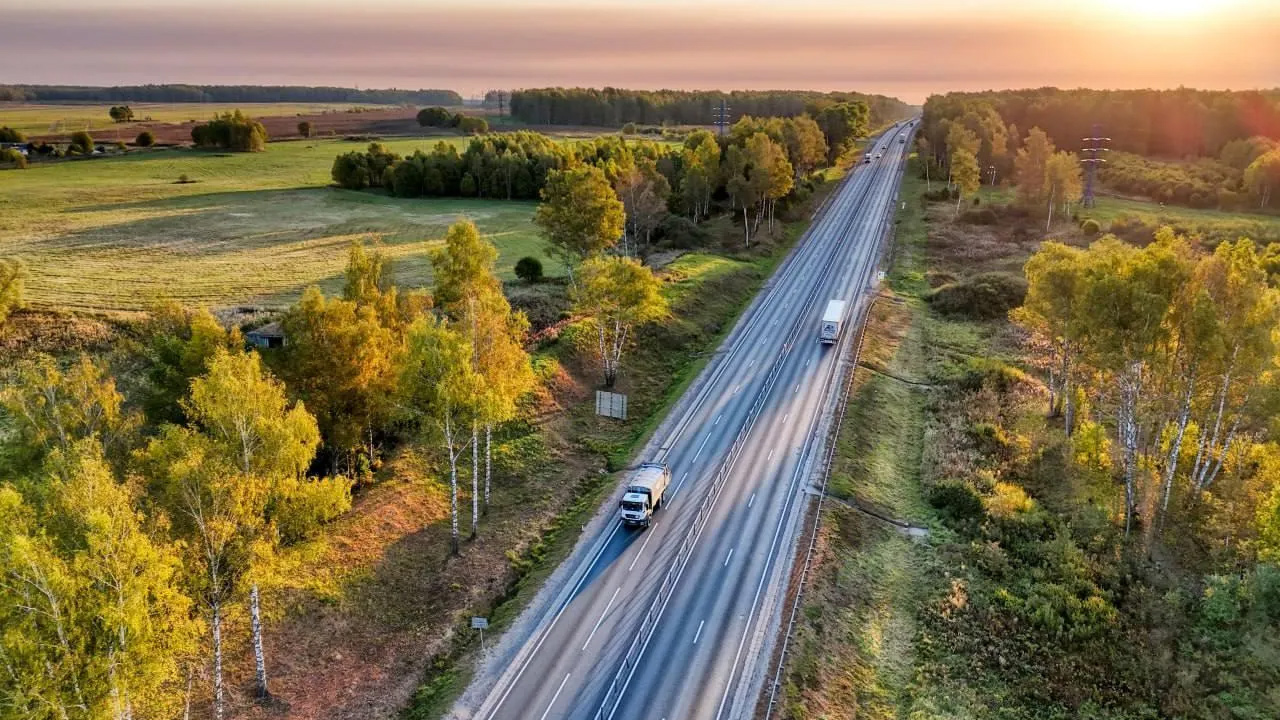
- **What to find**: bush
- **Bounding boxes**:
[927,271,1027,320]
[659,215,710,249]
[1080,218,1101,236]
[515,256,544,283]
[69,131,93,154]
[297,120,313,138]
[108,105,134,122]
[622,122,637,135]
[0,148,26,169]
[134,130,155,147]
[961,207,998,224]
[0,126,25,143]
[273,475,353,544]
[929,479,984,526]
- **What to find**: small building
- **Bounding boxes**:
[246,321,286,349]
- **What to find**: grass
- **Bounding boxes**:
[0,102,397,137]
[0,138,558,312]
[782,158,944,719]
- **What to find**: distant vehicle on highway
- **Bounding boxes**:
[863,152,872,163]
[875,152,883,159]
[820,299,847,344]
[619,463,670,528]
[899,136,906,144]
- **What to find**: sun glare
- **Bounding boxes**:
[1100,0,1232,20]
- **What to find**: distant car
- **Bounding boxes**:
[875,153,883,159]
[863,153,872,163]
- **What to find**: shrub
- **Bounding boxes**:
[515,256,544,283]
[108,105,134,122]
[659,215,710,249]
[298,120,313,138]
[929,479,984,526]
[0,148,26,169]
[622,122,637,135]
[0,126,25,143]
[69,131,93,154]
[175,174,195,184]
[927,271,1027,320]
[273,475,353,544]
[135,130,155,147]
[961,207,998,225]
[1080,218,1101,236]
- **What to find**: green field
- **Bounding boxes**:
[0,102,397,138]
[0,138,555,312]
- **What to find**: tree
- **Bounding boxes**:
[0,447,199,720]
[190,111,267,152]
[725,133,793,246]
[139,428,269,720]
[69,131,94,155]
[1044,151,1084,229]
[0,126,24,143]
[1,147,27,168]
[399,318,482,555]
[571,257,668,387]
[1014,242,1086,427]
[0,257,24,325]
[515,256,543,283]
[416,107,456,128]
[108,105,134,122]
[181,348,328,700]
[814,101,869,162]
[457,116,489,135]
[1014,127,1055,212]
[614,160,670,257]
[0,354,136,472]
[297,121,312,138]
[139,304,243,424]
[781,115,828,177]
[534,165,625,281]
[135,130,155,147]
[950,148,980,214]
[1245,149,1280,209]
[679,130,720,221]
[279,287,399,475]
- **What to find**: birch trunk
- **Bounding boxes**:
[251,583,269,698]
[446,416,459,556]
[484,423,492,513]
[471,422,479,539]
[212,600,224,720]
[1120,362,1142,536]
[1160,376,1196,515]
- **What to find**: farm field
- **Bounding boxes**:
[0,102,403,137]
[0,138,555,312]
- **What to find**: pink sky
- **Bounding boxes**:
[2,2,1277,103]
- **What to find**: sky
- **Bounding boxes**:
[2,0,1278,104]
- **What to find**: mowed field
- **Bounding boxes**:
[0,102,400,138]
[0,138,559,313]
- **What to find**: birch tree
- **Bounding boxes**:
[1044,151,1083,230]
[950,148,980,215]
[399,317,482,555]
[534,165,625,284]
[1013,241,1086,428]
[680,130,720,222]
[571,256,668,388]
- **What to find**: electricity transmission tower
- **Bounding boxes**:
[1081,124,1110,208]
[713,99,731,136]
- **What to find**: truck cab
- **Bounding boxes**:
[619,462,671,528]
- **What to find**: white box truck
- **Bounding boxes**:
[820,300,847,344]
[619,462,671,528]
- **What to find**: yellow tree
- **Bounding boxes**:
[1014,127,1055,212]
[571,257,668,388]
[950,148,981,215]
[1044,151,1084,230]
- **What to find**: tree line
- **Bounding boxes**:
[507,87,908,129]
[334,110,866,254]
[924,87,1280,161]
[0,84,462,105]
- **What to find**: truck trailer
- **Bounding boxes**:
[820,299,847,344]
[619,462,671,528]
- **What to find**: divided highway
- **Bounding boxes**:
[465,122,914,720]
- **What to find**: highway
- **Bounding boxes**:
[463,121,913,720]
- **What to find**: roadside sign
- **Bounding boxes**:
[595,390,628,420]
[471,617,488,629]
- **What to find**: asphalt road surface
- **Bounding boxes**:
[470,122,914,720]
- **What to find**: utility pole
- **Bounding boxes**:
[713,99,731,137]
[1081,123,1110,208]
[497,91,505,126]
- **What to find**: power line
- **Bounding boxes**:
[1081,123,1110,208]
[712,99,731,136]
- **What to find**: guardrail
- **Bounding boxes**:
[594,124,912,720]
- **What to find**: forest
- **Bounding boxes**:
[0,84,463,105]
[505,87,910,129]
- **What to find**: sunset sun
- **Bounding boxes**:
[1101,0,1232,19]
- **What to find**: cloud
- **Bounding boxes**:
[2,5,1276,102]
